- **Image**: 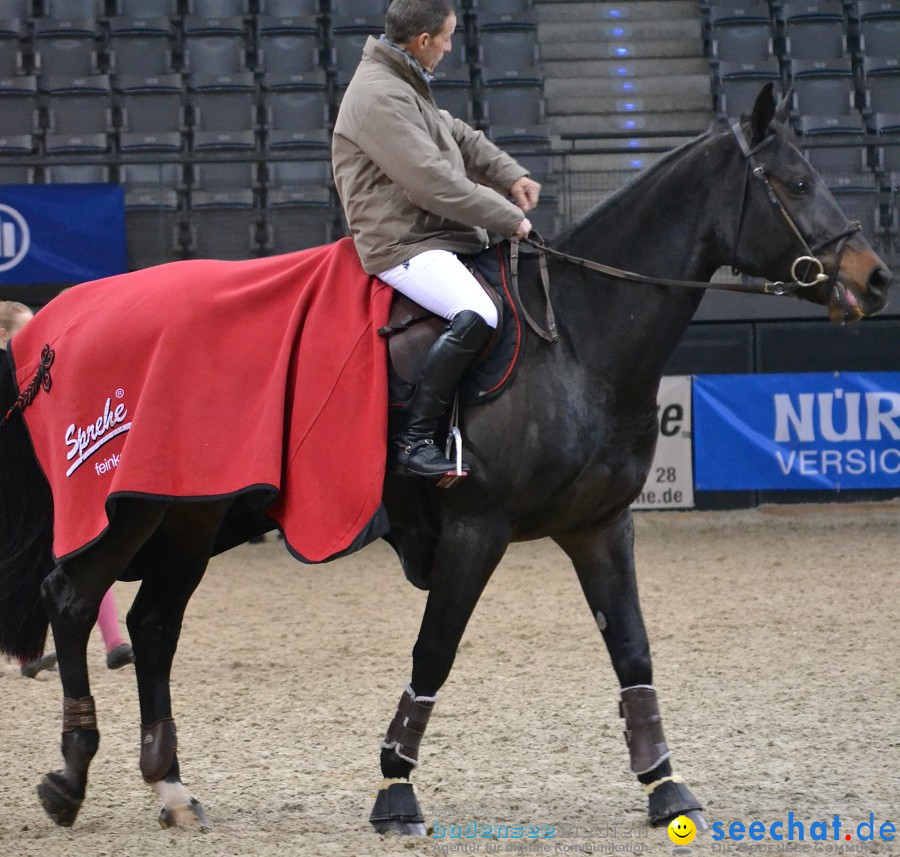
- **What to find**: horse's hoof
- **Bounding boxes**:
[157,797,210,832]
[372,819,427,836]
[37,772,83,827]
[369,781,425,836]
[648,778,705,829]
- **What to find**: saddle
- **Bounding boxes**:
[379,243,526,409]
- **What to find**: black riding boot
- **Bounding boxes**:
[393,310,492,478]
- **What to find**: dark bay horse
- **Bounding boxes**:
[0,87,892,835]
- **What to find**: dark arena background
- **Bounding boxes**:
[0,4,898,855]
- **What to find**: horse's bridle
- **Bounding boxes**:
[514,122,865,341]
[729,120,861,297]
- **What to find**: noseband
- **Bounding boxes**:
[730,121,861,296]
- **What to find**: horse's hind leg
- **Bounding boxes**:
[38,499,168,827]
[554,510,707,831]
[126,500,231,831]
[371,516,511,835]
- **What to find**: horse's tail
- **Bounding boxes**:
[0,354,54,662]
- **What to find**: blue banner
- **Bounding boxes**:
[694,372,900,491]
[0,184,126,285]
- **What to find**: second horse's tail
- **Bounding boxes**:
[0,354,54,662]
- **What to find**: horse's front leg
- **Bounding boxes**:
[371,514,512,835]
[126,501,230,831]
[554,509,707,831]
[37,501,167,827]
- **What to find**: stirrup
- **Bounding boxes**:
[436,426,467,488]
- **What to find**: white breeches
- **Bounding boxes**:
[377,249,499,329]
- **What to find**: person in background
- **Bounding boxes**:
[1,301,135,678]
[332,0,540,478]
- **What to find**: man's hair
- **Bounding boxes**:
[385,0,455,44]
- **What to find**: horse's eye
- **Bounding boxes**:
[788,180,809,195]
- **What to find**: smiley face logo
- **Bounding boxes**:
[668,814,697,845]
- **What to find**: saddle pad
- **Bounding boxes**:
[10,238,393,564]
[387,243,525,409]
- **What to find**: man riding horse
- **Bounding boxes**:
[332,0,541,479]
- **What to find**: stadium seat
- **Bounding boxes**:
[182,34,251,83]
[857,6,900,57]
[257,0,319,35]
[264,202,334,253]
[796,111,868,135]
[481,81,549,144]
[124,188,183,269]
[872,112,900,187]
[41,74,113,154]
[256,32,326,89]
[115,74,185,153]
[709,7,775,62]
[469,0,536,31]
[0,74,38,153]
[261,88,330,150]
[264,158,333,205]
[191,161,259,195]
[38,0,106,22]
[33,30,101,78]
[329,0,387,35]
[860,56,900,115]
[804,142,871,180]
[0,0,30,21]
[0,32,25,75]
[112,0,179,20]
[185,0,249,17]
[715,58,782,119]
[828,176,889,252]
[189,87,258,151]
[0,163,34,184]
[478,30,541,78]
[119,161,184,191]
[45,162,111,183]
[431,81,473,122]
[778,1,848,59]
[331,30,370,87]
[186,201,262,260]
[108,31,176,79]
[790,57,856,117]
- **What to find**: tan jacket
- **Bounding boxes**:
[332,36,528,274]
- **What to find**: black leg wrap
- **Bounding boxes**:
[370,781,424,826]
[381,685,436,766]
[647,778,704,827]
[140,717,177,783]
[620,685,671,774]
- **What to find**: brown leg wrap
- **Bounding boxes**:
[62,696,97,732]
[140,717,177,783]
[620,686,671,775]
[381,685,436,767]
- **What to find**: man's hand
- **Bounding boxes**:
[513,217,532,240]
[510,176,541,213]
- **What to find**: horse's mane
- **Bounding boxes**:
[553,119,736,247]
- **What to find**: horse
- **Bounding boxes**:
[0,85,892,836]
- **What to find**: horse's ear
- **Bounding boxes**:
[774,87,793,125]
[748,83,777,145]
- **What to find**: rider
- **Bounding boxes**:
[332,0,541,478]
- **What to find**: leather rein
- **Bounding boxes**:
[510,121,862,343]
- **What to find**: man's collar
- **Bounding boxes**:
[378,34,435,84]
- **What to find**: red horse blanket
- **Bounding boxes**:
[10,238,393,563]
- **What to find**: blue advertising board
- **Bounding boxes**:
[693,372,900,491]
[0,184,126,285]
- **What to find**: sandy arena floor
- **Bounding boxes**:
[1,503,897,856]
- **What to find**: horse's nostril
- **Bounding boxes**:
[867,266,893,295]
